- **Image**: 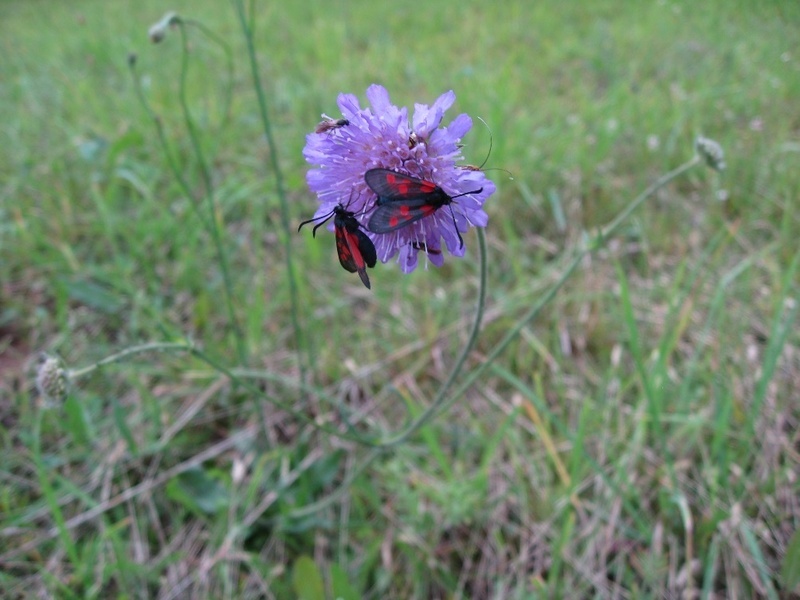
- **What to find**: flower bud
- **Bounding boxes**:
[148,11,180,44]
[35,353,69,404]
[695,136,726,171]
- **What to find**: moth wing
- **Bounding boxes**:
[354,229,377,268]
[364,168,439,199]
[367,196,439,233]
[334,225,358,273]
[336,224,373,288]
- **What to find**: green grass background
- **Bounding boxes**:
[2,0,799,598]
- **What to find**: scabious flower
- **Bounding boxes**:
[303,84,496,273]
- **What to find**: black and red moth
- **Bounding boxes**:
[364,168,482,248]
[298,204,377,289]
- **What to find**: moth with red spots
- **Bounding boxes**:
[298,204,377,289]
[314,116,350,134]
[364,168,483,248]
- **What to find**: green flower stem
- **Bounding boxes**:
[232,0,308,387]
[176,22,246,365]
[289,153,704,520]
[128,60,212,233]
[449,154,702,402]
[285,227,490,519]
[181,19,235,125]
[68,342,193,379]
[67,342,374,444]
[372,227,489,448]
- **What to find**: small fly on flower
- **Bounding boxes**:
[315,115,350,134]
[364,168,483,249]
[298,198,377,289]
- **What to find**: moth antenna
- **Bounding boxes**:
[298,207,335,236]
[475,116,493,171]
[447,205,464,249]
[465,117,514,179]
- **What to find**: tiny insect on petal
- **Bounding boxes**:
[314,117,350,134]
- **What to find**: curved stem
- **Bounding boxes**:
[287,153,704,519]
[374,227,489,448]
[128,59,212,233]
[449,155,702,400]
[181,19,235,125]
[232,0,308,387]
[68,342,192,379]
[67,342,373,445]
[176,22,246,365]
[286,228,490,519]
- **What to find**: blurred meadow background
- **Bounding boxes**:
[2,0,799,598]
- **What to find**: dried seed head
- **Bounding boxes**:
[695,136,726,171]
[35,353,69,404]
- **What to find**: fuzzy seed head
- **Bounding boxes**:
[695,136,726,171]
[35,353,69,404]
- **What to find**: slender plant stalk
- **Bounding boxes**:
[181,18,235,125]
[291,153,705,519]
[449,154,702,401]
[373,227,489,448]
[128,59,212,233]
[286,227,490,518]
[68,342,192,379]
[175,22,247,365]
[232,0,308,386]
[66,342,371,445]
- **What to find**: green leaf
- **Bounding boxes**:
[330,563,359,600]
[63,394,92,448]
[292,555,325,600]
[61,278,125,314]
[781,528,800,592]
[166,468,230,515]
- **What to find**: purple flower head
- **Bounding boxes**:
[303,85,496,273]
